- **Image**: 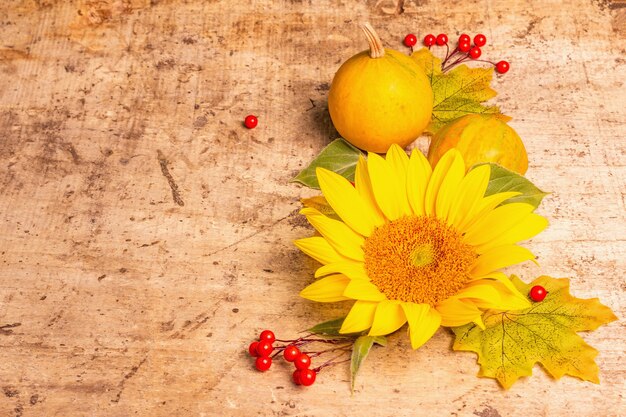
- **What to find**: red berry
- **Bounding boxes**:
[458,33,470,44]
[436,33,448,46]
[403,33,417,47]
[244,115,258,129]
[469,46,482,59]
[259,330,275,343]
[248,341,259,357]
[423,34,436,46]
[292,370,302,385]
[294,353,311,370]
[473,34,487,47]
[299,369,317,386]
[529,285,548,302]
[458,41,471,53]
[495,60,510,74]
[256,340,273,357]
[283,345,300,362]
[255,356,272,371]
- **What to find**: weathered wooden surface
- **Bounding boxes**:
[0,0,624,416]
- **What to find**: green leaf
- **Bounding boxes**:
[293,138,363,189]
[451,275,618,389]
[480,163,550,209]
[350,335,387,392]
[307,317,347,336]
[411,48,509,134]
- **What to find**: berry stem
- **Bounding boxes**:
[314,356,352,373]
[441,47,461,68]
[442,54,469,72]
[305,344,352,358]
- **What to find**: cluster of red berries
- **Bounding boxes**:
[247,330,318,386]
[403,32,510,74]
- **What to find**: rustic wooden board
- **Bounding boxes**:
[0,0,625,416]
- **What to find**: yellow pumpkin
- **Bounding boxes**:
[427,114,529,174]
[328,23,433,153]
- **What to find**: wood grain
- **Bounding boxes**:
[0,0,624,416]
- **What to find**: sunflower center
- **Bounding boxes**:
[363,216,477,306]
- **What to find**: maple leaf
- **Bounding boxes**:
[451,275,618,389]
[411,48,510,134]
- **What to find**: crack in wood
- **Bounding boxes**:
[205,210,297,257]
[0,323,21,335]
[157,150,185,206]
[111,356,148,403]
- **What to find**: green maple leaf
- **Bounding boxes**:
[411,48,509,134]
[451,275,618,389]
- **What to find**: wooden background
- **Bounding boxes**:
[0,0,624,416]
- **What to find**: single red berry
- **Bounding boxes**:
[469,46,482,59]
[436,33,448,46]
[473,34,487,47]
[255,356,272,372]
[529,285,548,302]
[259,330,275,344]
[294,353,311,370]
[423,34,436,46]
[292,370,302,385]
[458,41,471,53]
[495,60,510,74]
[403,33,417,48]
[458,33,470,44]
[283,345,300,362]
[256,340,274,357]
[244,115,258,129]
[299,369,317,386]
[248,341,259,357]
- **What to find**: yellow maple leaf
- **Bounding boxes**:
[411,48,510,134]
[451,275,618,389]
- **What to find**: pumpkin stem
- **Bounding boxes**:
[360,22,385,59]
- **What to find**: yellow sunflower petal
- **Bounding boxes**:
[368,300,407,336]
[471,244,536,277]
[317,167,381,236]
[424,149,463,217]
[294,237,344,265]
[453,284,502,306]
[401,302,442,349]
[367,152,410,220]
[436,298,482,327]
[355,155,386,224]
[300,274,351,302]
[435,152,466,223]
[457,191,521,232]
[386,144,410,215]
[469,272,522,298]
[340,300,378,334]
[315,261,369,280]
[300,207,365,262]
[474,213,548,254]
[343,279,386,301]
[449,164,490,228]
[386,144,410,170]
[466,279,531,310]
[406,149,432,216]
[463,203,535,247]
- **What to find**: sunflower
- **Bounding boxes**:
[295,145,548,349]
